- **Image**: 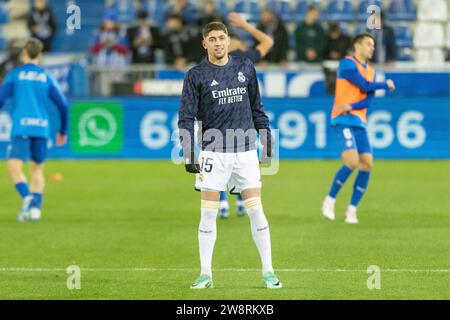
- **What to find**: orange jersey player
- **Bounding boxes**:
[322,33,395,224]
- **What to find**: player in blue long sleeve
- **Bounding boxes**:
[0,38,68,222]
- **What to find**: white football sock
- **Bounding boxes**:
[199,200,219,277]
[244,197,274,275]
[219,200,229,209]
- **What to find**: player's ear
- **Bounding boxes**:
[202,39,207,50]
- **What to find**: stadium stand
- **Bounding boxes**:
[233,0,261,22]
[267,0,293,22]
[0,0,448,64]
[325,0,355,22]
[387,0,416,21]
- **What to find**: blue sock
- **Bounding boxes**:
[31,193,43,209]
[220,191,227,201]
[237,194,242,201]
[328,165,353,198]
[350,171,371,207]
[15,182,30,199]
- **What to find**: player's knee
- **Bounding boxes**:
[7,161,23,179]
[344,160,359,171]
[31,163,44,173]
[7,164,21,176]
[360,160,373,171]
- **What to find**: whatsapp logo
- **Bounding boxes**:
[71,102,123,153]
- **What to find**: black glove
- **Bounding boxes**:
[184,151,201,173]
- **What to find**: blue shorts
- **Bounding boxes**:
[7,136,48,164]
[333,125,372,155]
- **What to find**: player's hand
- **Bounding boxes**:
[336,103,352,114]
[56,134,67,147]
[386,79,395,91]
[260,144,273,164]
[183,152,201,174]
[228,12,248,29]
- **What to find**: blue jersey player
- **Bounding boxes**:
[217,11,274,219]
[0,38,68,222]
[322,33,395,224]
[178,22,281,289]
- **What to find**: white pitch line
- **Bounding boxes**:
[0,268,449,273]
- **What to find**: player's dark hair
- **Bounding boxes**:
[352,33,375,49]
[202,21,228,38]
[137,10,148,20]
[23,38,43,59]
[307,5,319,13]
[167,13,183,23]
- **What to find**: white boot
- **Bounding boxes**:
[321,196,335,221]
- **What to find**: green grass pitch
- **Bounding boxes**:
[0,160,448,299]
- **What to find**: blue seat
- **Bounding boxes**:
[396,47,413,61]
[144,0,169,27]
[0,37,6,50]
[52,27,97,52]
[326,0,354,22]
[0,25,6,49]
[216,0,229,18]
[387,0,416,21]
[109,0,136,24]
[357,0,384,21]
[267,0,293,22]
[294,0,321,21]
[394,24,413,47]
[233,0,261,23]
[0,2,8,24]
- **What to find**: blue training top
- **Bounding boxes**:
[0,63,69,139]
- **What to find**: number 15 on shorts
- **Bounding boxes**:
[200,157,213,173]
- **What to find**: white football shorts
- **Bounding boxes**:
[195,150,262,193]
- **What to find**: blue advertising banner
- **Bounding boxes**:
[0,97,448,159]
[151,70,450,98]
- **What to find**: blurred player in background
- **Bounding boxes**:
[0,38,68,222]
[322,33,395,224]
[217,11,274,219]
[178,22,281,289]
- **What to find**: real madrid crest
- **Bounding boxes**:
[238,72,246,83]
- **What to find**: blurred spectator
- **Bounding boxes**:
[90,10,129,66]
[0,39,23,82]
[371,12,397,66]
[198,0,225,26]
[163,14,203,70]
[167,0,199,26]
[127,10,163,64]
[256,8,289,66]
[324,23,352,60]
[294,5,325,63]
[228,12,274,64]
[27,0,56,52]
